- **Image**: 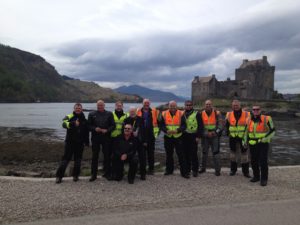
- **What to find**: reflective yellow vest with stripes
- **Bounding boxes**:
[184,111,198,133]
[111,112,127,137]
[226,111,250,138]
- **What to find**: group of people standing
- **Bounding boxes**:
[55,98,275,186]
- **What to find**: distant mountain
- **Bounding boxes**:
[0,44,141,103]
[115,85,187,102]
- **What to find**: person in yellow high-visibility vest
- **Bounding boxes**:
[225,100,251,178]
[110,101,128,180]
[56,103,89,184]
[160,101,189,179]
[243,105,275,186]
[182,100,203,177]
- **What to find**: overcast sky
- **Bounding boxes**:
[1,0,300,96]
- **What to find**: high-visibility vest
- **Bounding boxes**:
[226,111,250,138]
[184,111,198,133]
[201,110,218,131]
[247,115,273,145]
[62,113,75,129]
[137,108,160,138]
[111,112,127,137]
[162,110,182,138]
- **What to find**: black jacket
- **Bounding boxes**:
[139,107,157,142]
[62,112,89,145]
[112,134,138,159]
[88,110,115,139]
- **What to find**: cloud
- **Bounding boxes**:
[2,0,299,95]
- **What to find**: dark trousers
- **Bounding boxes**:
[112,155,138,181]
[144,139,155,171]
[229,137,249,174]
[56,142,84,178]
[250,143,269,181]
[164,136,187,175]
[201,136,221,172]
[138,143,147,176]
[91,137,111,177]
[183,133,199,173]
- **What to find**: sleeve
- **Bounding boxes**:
[87,112,96,132]
[262,116,275,142]
[215,111,224,136]
[62,115,74,129]
[224,112,230,136]
[178,113,186,133]
[196,112,203,138]
[159,112,168,133]
[107,112,116,133]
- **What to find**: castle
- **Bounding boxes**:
[192,56,275,103]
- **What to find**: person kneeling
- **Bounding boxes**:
[112,124,138,184]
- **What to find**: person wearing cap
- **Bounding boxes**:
[243,105,275,186]
[56,103,89,183]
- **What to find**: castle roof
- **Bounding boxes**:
[239,56,270,69]
[192,75,216,83]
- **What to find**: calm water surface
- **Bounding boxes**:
[0,103,299,165]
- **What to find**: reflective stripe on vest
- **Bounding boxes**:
[227,111,249,138]
[162,110,182,138]
[184,111,198,133]
[137,108,160,138]
[201,110,217,131]
[62,113,75,129]
[111,112,127,137]
[247,115,270,145]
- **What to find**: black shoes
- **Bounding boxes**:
[89,176,97,182]
[230,171,236,176]
[260,180,268,186]
[55,177,62,184]
[164,171,173,176]
[140,174,146,180]
[181,174,190,179]
[192,171,198,177]
[73,176,79,182]
[215,171,221,176]
[250,177,260,182]
[128,179,134,184]
[199,169,206,174]
[147,170,154,175]
[243,173,251,178]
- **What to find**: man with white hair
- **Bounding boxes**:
[88,100,115,182]
[136,99,160,175]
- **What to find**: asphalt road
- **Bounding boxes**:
[11,198,300,225]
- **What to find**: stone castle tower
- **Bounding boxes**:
[192,56,275,103]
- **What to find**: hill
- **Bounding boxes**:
[115,85,186,102]
[0,44,141,102]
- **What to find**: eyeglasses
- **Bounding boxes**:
[252,108,260,111]
[185,104,192,107]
